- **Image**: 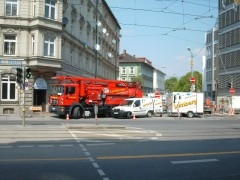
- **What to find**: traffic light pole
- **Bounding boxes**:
[22,66,26,127]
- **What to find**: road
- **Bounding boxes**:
[0,113,240,180]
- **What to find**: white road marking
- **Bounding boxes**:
[67,129,110,180]
[85,152,91,156]
[97,169,106,176]
[19,145,34,148]
[39,145,54,148]
[59,144,73,147]
[92,162,99,168]
[87,143,115,146]
[171,158,219,164]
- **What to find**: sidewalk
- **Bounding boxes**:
[0,112,56,121]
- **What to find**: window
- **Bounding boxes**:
[32,35,35,55]
[130,67,134,74]
[4,35,16,55]
[121,67,126,74]
[6,0,17,16]
[32,1,36,17]
[45,0,56,19]
[1,75,17,101]
[44,36,55,56]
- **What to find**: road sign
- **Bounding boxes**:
[230,88,235,95]
[190,77,195,84]
[154,91,161,98]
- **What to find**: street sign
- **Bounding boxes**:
[190,77,195,84]
[154,91,161,98]
[230,88,235,95]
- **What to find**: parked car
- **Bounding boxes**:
[204,106,212,114]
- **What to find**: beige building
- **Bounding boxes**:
[0,0,120,115]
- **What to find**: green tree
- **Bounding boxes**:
[165,71,202,92]
[165,76,178,92]
[131,76,144,85]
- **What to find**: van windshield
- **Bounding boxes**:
[119,100,134,107]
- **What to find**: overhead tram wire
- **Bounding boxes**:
[110,6,214,19]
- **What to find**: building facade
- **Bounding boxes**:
[119,50,165,95]
[0,0,120,115]
[203,25,218,103]
[218,0,240,97]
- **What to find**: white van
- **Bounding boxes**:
[112,98,163,118]
[166,92,204,117]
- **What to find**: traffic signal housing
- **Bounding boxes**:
[227,82,232,89]
[16,68,23,85]
[26,68,31,78]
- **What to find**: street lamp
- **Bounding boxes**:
[187,47,194,92]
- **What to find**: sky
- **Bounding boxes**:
[105,0,218,78]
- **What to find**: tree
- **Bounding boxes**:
[165,76,178,92]
[131,76,144,85]
[164,71,202,92]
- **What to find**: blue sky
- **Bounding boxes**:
[105,0,218,78]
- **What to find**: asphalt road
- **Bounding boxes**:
[0,113,240,180]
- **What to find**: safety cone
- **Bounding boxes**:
[133,114,136,120]
[66,113,70,121]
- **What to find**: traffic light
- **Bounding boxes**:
[26,68,31,78]
[16,68,23,85]
[227,82,232,89]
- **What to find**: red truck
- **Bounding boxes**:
[49,76,143,118]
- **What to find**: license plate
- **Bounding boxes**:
[114,112,118,114]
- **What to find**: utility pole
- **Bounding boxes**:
[187,47,194,92]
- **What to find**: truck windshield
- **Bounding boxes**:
[119,100,134,106]
[49,85,64,95]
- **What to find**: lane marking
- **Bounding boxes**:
[59,144,73,147]
[87,143,115,146]
[67,129,110,180]
[97,169,106,176]
[39,145,54,148]
[97,151,240,160]
[0,157,88,162]
[171,159,219,164]
[19,145,34,148]
[92,162,99,168]
[85,152,91,156]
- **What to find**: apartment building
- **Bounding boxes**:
[0,0,120,115]
[119,50,165,94]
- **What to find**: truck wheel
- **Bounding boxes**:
[73,107,81,119]
[187,111,194,118]
[146,111,152,118]
[126,112,132,119]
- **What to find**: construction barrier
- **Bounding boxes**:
[228,108,235,116]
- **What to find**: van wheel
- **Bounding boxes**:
[147,111,152,118]
[187,111,194,118]
[126,112,132,119]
